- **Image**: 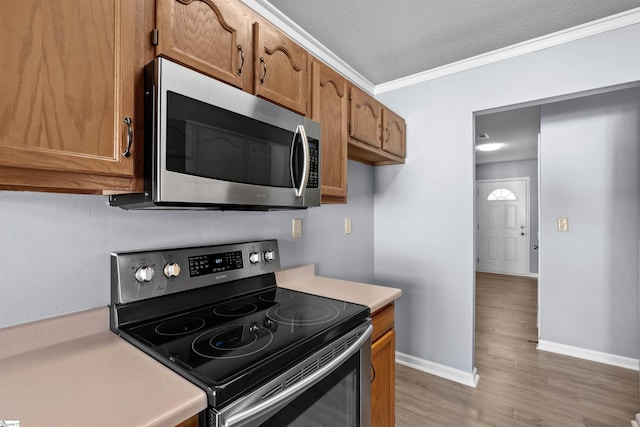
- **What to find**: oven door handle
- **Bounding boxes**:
[222,324,373,427]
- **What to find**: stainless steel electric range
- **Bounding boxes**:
[110,240,372,427]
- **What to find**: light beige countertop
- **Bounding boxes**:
[276,265,402,313]
[0,307,207,427]
[0,266,399,426]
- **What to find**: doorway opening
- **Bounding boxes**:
[473,83,640,387]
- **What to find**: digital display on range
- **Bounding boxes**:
[188,251,243,277]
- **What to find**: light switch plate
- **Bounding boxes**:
[344,218,352,234]
[557,217,568,231]
[292,218,303,239]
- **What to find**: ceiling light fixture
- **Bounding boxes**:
[476,143,503,152]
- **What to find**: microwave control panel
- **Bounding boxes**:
[308,140,319,188]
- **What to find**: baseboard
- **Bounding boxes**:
[476,270,538,279]
[395,351,480,388]
[537,340,639,371]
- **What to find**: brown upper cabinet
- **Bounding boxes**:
[155,0,253,92]
[349,86,382,149]
[348,85,405,165]
[382,108,406,158]
[253,22,309,116]
[154,1,308,116]
[311,61,349,202]
[0,0,139,193]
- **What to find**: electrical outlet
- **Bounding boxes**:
[292,218,303,239]
[557,217,568,231]
[344,218,352,235]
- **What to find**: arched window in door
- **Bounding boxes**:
[487,188,517,201]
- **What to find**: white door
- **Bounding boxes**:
[477,178,529,275]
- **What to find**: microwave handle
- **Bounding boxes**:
[222,324,373,427]
[290,125,310,198]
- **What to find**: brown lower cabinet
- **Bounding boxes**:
[371,303,396,427]
[175,414,199,427]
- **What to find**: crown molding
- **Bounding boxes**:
[375,7,640,94]
[240,2,640,96]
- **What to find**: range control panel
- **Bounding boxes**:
[111,240,280,304]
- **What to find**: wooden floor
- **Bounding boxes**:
[395,272,638,426]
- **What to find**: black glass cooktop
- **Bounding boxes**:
[119,286,369,406]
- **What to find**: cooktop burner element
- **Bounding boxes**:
[213,302,257,317]
[259,289,294,303]
[192,324,274,359]
[155,317,205,336]
[110,240,370,410]
[267,301,339,326]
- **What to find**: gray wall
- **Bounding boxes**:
[539,87,640,358]
[0,161,374,328]
[476,160,539,274]
[375,23,640,373]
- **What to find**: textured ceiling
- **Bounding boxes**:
[265,0,640,85]
[475,107,541,164]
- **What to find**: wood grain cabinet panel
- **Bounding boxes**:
[311,61,348,202]
[371,303,396,427]
[155,0,252,92]
[349,85,382,149]
[174,414,200,427]
[382,107,406,158]
[253,22,308,115]
[371,329,396,427]
[0,0,138,193]
[371,303,395,342]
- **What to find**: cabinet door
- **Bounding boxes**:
[311,61,348,201]
[253,22,308,115]
[371,329,395,427]
[155,0,252,92]
[0,0,136,192]
[382,108,406,157]
[174,414,199,427]
[349,86,382,149]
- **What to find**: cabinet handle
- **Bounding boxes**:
[385,128,390,142]
[237,44,245,76]
[259,57,267,85]
[371,363,376,383]
[122,117,133,158]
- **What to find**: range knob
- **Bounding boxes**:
[264,250,276,262]
[249,252,261,264]
[163,262,181,278]
[134,266,155,283]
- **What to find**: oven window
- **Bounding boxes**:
[259,353,360,427]
[165,91,295,188]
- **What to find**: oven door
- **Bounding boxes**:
[210,321,372,427]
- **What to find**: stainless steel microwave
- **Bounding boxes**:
[109,57,321,210]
